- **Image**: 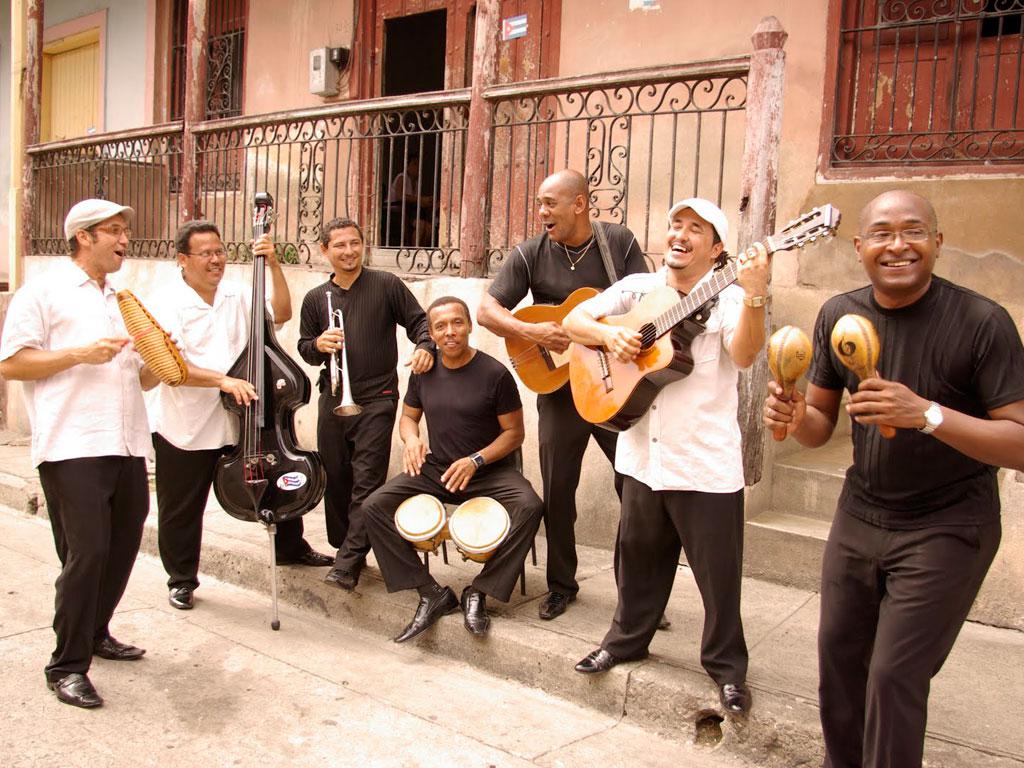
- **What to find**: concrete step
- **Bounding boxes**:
[770,441,850,522]
[743,511,830,593]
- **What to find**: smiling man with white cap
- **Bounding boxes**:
[0,198,154,709]
[563,197,770,715]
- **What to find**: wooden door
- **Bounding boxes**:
[41,30,101,142]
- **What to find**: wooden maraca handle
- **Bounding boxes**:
[767,325,812,442]
[831,315,896,439]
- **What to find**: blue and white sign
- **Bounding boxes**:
[502,14,528,41]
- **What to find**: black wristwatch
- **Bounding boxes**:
[470,452,485,468]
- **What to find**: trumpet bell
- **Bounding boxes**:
[333,402,363,416]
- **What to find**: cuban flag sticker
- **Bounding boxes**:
[501,14,528,41]
[277,472,308,491]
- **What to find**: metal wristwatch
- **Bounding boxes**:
[919,401,943,435]
[742,295,767,308]
[470,452,486,468]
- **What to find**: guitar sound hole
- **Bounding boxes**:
[639,322,658,350]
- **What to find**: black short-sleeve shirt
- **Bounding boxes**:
[808,277,1024,529]
[405,350,522,468]
[488,222,649,308]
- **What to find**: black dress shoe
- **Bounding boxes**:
[461,586,490,636]
[719,682,752,714]
[394,587,459,643]
[538,591,576,620]
[93,636,146,661]
[575,648,620,674]
[657,613,672,631]
[278,549,334,567]
[324,567,358,591]
[168,586,194,610]
[47,673,103,708]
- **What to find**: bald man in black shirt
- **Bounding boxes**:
[477,169,649,620]
[298,218,433,591]
[764,191,1024,768]
[363,296,542,642]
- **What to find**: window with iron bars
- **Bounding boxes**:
[829,0,1024,168]
[169,0,247,191]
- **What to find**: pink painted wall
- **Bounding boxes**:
[244,0,356,115]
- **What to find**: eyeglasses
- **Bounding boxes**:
[863,228,934,245]
[186,249,227,260]
[93,225,132,239]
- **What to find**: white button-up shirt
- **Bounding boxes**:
[144,276,267,451]
[577,267,747,493]
[0,260,151,467]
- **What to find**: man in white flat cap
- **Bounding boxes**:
[1,199,156,709]
[562,198,769,715]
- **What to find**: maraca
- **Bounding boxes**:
[767,325,812,441]
[830,314,896,438]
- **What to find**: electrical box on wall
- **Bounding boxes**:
[309,47,340,97]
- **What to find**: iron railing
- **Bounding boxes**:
[29,123,184,258]
[27,60,751,275]
[485,60,749,272]
[831,0,1024,166]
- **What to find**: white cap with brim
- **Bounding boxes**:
[64,199,135,241]
[667,198,728,244]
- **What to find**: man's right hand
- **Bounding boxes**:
[764,380,807,438]
[316,328,344,354]
[527,321,571,353]
[602,326,642,363]
[73,337,130,366]
[219,375,258,406]
[403,436,427,476]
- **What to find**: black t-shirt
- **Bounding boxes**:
[404,350,522,469]
[488,222,649,308]
[808,277,1024,529]
[297,270,432,403]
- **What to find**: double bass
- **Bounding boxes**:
[213,192,326,629]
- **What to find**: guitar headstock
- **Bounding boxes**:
[765,204,841,254]
[252,192,276,238]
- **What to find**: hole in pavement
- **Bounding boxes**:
[694,709,725,746]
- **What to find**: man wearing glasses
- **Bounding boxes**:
[146,220,332,614]
[1,200,157,707]
[763,190,1024,767]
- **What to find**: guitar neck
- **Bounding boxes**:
[652,237,783,336]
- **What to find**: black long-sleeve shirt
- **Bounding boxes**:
[298,270,433,403]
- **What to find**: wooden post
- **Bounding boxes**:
[458,0,500,278]
[736,16,787,486]
[10,0,43,290]
[180,0,208,222]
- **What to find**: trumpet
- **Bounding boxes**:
[326,292,363,416]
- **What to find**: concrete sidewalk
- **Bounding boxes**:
[1,430,1022,767]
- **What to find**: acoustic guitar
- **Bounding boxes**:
[506,286,599,394]
[569,205,841,431]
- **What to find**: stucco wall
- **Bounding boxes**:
[244,0,355,115]
[44,0,149,132]
[1,0,12,286]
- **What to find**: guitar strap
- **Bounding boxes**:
[591,220,620,286]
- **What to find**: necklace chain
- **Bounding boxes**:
[561,237,594,271]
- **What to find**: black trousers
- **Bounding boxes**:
[153,433,310,573]
[602,476,748,686]
[38,456,149,682]
[318,394,398,571]
[537,385,622,595]
[363,458,543,602]
[819,511,1001,768]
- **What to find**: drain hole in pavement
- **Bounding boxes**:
[694,709,724,746]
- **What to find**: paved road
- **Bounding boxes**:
[0,503,751,768]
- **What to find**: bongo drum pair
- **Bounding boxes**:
[394,494,510,563]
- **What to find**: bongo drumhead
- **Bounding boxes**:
[394,494,446,543]
[448,497,510,556]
